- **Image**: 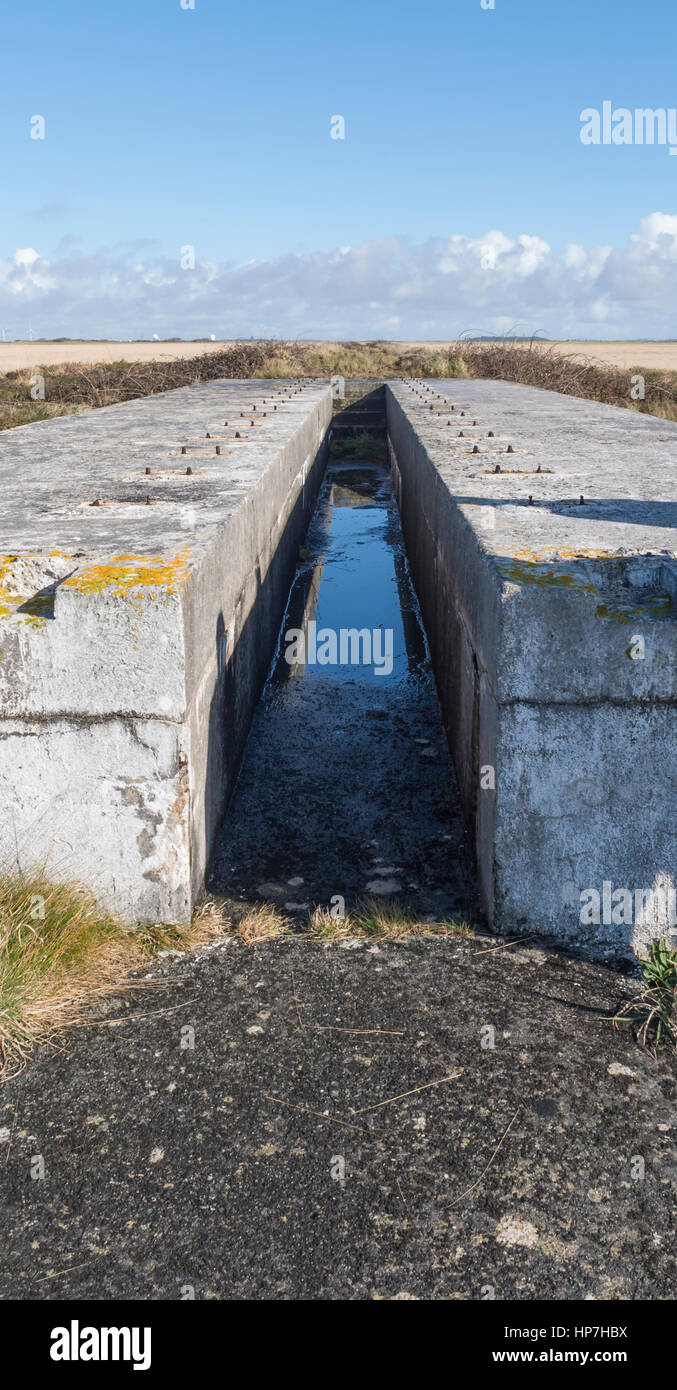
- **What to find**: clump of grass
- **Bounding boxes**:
[232,902,289,945]
[307,897,475,941]
[0,870,138,1065]
[0,871,228,1068]
[609,938,677,1056]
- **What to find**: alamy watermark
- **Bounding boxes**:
[579,880,677,930]
[580,102,677,155]
[284,622,393,677]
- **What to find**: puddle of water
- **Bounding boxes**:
[270,461,426,687]
[210,459,477,920]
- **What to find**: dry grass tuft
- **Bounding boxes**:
[232,902,290,946]
[0,870,140,1066]
[308,898,475,942]
[0,872,232,1069]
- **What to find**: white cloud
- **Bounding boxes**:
[1,215,677,340]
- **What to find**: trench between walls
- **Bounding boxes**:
[187,426,333,913]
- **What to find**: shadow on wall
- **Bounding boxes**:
[457,493,677,531]
[200,437,330,898]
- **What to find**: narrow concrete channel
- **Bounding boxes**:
[210,451,478,922]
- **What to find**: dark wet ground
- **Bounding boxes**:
[210,459,477,922]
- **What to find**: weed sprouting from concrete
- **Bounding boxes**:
[608,938,677,1056]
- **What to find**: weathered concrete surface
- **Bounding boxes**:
[0,381,332,921]
[387,380,677,961]
[0,933,675,1300]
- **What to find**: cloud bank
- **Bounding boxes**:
[2,214,677,341]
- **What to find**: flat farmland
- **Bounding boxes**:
[3,339,677,374]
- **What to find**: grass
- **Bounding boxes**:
[0,874,475,1069]
[608,938,677,1056]
[0,869,234,1068]
[306,898,475,942]
[329,431,388,461]
[2,335,677,431]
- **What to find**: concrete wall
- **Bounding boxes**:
[387,379,677,961]
[0,381,332,922]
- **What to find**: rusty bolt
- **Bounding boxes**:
[145,495,151,506]
[528,495,533,505]
[459,431,464,437]
[580,494,585,505]
[216,446,221,455]
[145,466,152,475]
[206,432,211,439]
[186,466,193,475]
[181,446,187,455]
[507,444,514,453]
[235,431,241,438]
[494,464,501,474]
[536,464,542,473]
[473,445,480,454]
[488,431,494,437]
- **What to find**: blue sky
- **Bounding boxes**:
[2,0,677,339]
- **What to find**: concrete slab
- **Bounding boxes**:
[0,381,332,921]
[387,379,677,960]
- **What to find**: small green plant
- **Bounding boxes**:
[609,938,677,1056]
[329,431,387,461]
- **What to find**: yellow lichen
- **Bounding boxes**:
[61,548,193,597]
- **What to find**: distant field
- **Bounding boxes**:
[2,339,677,373]
[549,342,677,371]
[0,341,238,371]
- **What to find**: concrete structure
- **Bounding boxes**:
[0,381,331,922]
[1,373,675,955]
[387,380,677,959]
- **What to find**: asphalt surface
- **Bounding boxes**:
[1,933,675,1300]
